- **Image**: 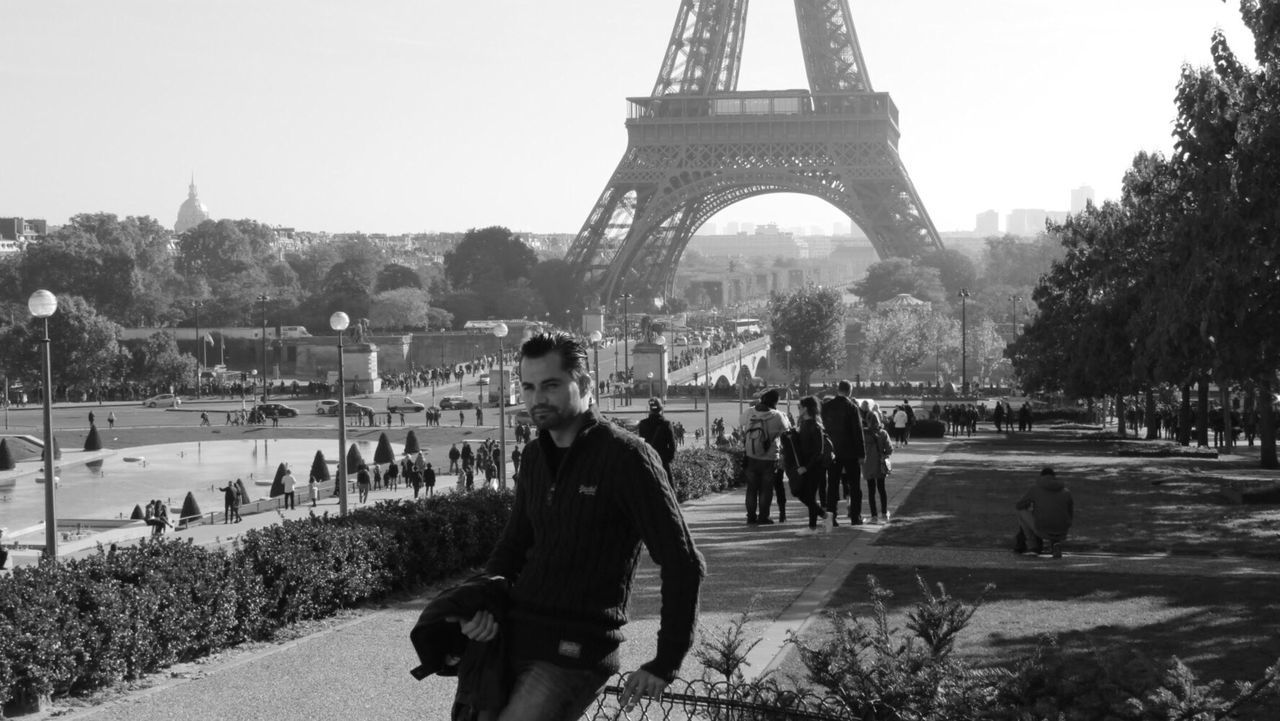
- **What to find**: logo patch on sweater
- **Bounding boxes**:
[558,640,582,659]
[578,485,597,496]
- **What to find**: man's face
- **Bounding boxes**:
[520,353,589,432]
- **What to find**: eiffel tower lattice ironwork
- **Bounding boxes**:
[564,0,943,304]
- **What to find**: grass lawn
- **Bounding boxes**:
[814,564,1280,687]
[875,432,1280,558]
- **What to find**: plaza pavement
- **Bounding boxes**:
[13,429,1280,721]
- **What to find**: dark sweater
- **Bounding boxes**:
[821,394,867,460]
[485,409,706,682]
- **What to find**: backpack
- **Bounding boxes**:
[744,414,778,458]
[820,430,836,468]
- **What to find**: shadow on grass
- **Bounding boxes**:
[877,433,1280,559]
[826,564,1280,687]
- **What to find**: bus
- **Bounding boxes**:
[725,318,762,335]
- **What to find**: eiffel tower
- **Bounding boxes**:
[564,0,943,304]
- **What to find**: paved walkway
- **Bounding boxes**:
[15,434,1280,720]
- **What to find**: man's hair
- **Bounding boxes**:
[760,388,780,408]
[837,379,852,394]
[520,332,590,383]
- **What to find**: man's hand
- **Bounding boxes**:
[619,669,668,710]
[446,611,499,642]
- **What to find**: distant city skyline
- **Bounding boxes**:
[0,1,1255,236]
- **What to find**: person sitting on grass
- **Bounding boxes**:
[1014,467,1074,559]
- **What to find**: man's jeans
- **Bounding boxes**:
[486,658,610,721]
[743,457,776,521]
[825,456,862,520]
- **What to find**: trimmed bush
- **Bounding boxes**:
[309,450,330,482]
[179,492,201,522]
[374,433,395,464]
[83,425,102,452]
[670,447,743,502]
[911,419,946,438]
[0,490,512,709]
[0,439,13,471]
[346,443,365,473]
[268,463,287,498]
[404,430,421,455]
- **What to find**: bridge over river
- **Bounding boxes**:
[667,336,773,390]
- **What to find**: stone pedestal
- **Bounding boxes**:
[630,341,668,399]
[344,344,382,394]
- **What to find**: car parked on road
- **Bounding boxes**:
[142,394,181,408]
[439,395,474,410]
[316,399,339,415]
[509,408,533,427]
[255,403,299,418]
[387,396,425,413]
[339,401,375,417]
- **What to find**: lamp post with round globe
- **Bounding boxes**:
[784,344,793,412]
[492,322,509,489]
[958,288,971,395]
[588,330,603,407]
[330,312,350,515]
[29,290,58,558]
[700,339,712,448]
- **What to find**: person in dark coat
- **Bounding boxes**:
[636,397,677,483]
[783,396,831,529]
[1014,467,1075,558]
[819,379,867,525]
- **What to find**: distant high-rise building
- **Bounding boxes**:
[975,210,999,236]
[1006,209,1048,237]
[1070,185,1095,214]
[175,176,211,233]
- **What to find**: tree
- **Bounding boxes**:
[443,226,538,291]
[0,295,123,390]
[128,331,199,390]
[15,213,178,325]
[368,288,433,330]
[863,308,933,384]
[852,258,946,306]
[375,264,423,293]
[768,285,846,392]
[918,248,979,300]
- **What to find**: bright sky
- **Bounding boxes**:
[0,0,1255,236]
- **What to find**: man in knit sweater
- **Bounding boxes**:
[459,332,706,718]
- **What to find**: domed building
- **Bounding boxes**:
[174,176,211,233]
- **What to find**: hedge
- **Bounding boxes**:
[0,446,744,711]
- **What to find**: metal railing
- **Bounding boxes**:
[583,675,850,721]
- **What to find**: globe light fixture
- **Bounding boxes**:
[330,311,350,515]
[588,330,603,406]
[492,322,509,489]
[28,289,58,558]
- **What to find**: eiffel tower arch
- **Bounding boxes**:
[564,0,942,304]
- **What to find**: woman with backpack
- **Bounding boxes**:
[862,412,894,523]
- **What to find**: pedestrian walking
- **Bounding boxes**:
[107,411,116,429]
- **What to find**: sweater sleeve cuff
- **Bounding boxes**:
[639,659,679,685]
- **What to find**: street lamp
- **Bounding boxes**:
[700,339,711,448]
[784,344,792,413]
[330,311,350,515]
[620,293,633,403]
[588,330,603,407]
[192,300,203,399]
[958,288,971,396]
[1008,294,1022,337]
[492,322,509,490]
[29,289,58,559]
[257,294,270,403]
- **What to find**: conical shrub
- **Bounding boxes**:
[180,491,201,526]
[84,425,103,451]
[0,438,14,471]
[130,504,145,520]
[374,433,395,465]
[269,462,287,497]
[346,443,366,473]
[309,450,330,482]
[404,430,420,455]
